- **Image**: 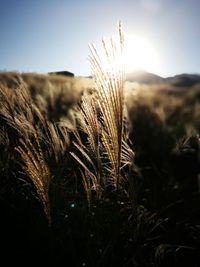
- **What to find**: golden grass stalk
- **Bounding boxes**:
[0,82,35,139]
[80,93,104,183]
[42,121,70,164]
[1,80,73,223]
[16,134,52,225]
[70,111,102,204]
[89,23,125,188]
[71,23,134,204]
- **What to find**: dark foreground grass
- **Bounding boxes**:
[0,68,200,266]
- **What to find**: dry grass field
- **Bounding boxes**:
[0,61,200,265]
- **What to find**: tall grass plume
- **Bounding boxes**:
[71,23,134,202]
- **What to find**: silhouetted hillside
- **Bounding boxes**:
[126,71,164,84]
[126,71,200,86]
[48,70,74,77]
[166,73,200,86]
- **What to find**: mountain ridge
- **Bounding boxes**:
[125,70,200,86]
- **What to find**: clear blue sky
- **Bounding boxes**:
[0,0,199,77]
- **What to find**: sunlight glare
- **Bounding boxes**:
[92,33,161,76]
[123,34,160,74]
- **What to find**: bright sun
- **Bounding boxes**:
[123,34,160,74]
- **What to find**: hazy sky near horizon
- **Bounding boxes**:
[0,0,200,77]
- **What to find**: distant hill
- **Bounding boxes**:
[165,74,200,87]
[48,71,74,77]
[125,71,200,86]
[126,71,164,84]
